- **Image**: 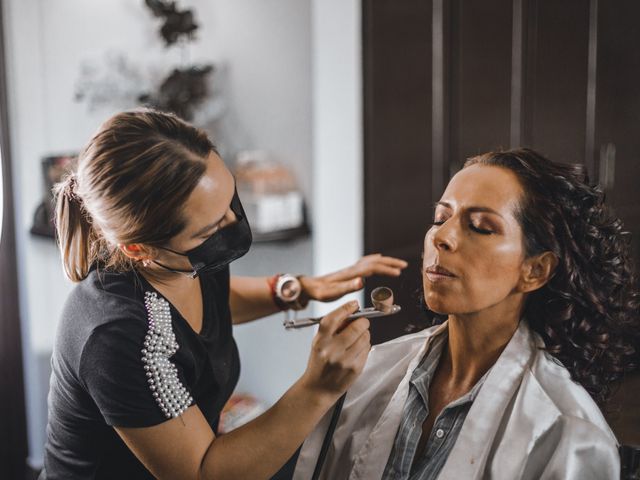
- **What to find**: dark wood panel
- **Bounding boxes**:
[595,0,640,445]
[363,0,433,253]
[363,0,433,343]
[0,1,29,478]
[606,363,640,446]
[523,0,591,164]
[592,0,640,290]
[448,0,514,175]
[595,0,640,210]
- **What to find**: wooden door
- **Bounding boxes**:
[593,0,640,446]
[363,0,433,344]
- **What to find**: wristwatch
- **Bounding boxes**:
[274,274,308,311]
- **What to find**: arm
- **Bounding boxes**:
[230,253,408,324]
[115,301,371,480]
[229,275,280,325]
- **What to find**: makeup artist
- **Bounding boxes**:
[39,108,408,480]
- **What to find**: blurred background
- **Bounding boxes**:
[0,0,638,478]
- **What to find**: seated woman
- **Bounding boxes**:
[294,148,639,480]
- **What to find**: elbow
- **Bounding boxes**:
[196,439,216,480]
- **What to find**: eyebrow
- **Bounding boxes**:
[434,201,504,219]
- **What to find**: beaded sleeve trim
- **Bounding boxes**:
[142,291,193,419]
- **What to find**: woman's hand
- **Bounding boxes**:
[299,301,371,401]
[299,253,408,303]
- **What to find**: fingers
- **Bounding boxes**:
[305,307,372,397]
[312,254,408,301]
[351,334,372,362]
[345,325,371,353]
[336,316,370,343]
[317,300,360,336]
[379,255,409,269]
[315,278,364,302]
[365,255,408,275]
[349,341,371,374]
[328,254,408,281]
[366,263,404,277]
[343,329,371,374]
[326,323,371,370]
[320,254,383,281]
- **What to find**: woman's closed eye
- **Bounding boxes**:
[469,224,494,235]
[200,227,219,239]
[430,218,495,235]
[198,221,224,239]
[199,208,237,239]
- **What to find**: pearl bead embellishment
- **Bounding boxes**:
[143,291,193,419]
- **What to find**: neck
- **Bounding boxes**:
[138,263,196,291]
[441,296,524,388]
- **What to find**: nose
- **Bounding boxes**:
[430,220,457,252]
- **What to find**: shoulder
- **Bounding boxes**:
[63,267,147,329]
[518,412,620,479]
[79,266,146,307]
[527,410,620,478]
[54,267,150,369]
[78,292,194,427]
[526,345,617,444]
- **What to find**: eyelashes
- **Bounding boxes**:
[470,225,494,235]
[430,220,494,235]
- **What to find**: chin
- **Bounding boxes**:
[423,290,452,315]
[423,284,475,315]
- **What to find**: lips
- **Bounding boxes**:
[425,264,456,277]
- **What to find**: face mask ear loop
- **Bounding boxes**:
[156,245,189,257]
[151,259,198,278]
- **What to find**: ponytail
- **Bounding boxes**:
[54,173,100,282]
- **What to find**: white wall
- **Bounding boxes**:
[311,0,364,315]
[3,0,330,467]
[5,0,315,349]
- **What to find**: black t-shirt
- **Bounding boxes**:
[39,265,240,479]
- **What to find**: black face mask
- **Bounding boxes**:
[153,189,252,278]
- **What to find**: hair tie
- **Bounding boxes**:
[65,173,81,203]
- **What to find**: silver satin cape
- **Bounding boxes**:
[293,320,619,480]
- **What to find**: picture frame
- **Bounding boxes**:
[30,154,76,238]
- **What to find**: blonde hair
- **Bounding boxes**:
[54,109,214,282]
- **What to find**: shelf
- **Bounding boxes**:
[251,223,311,243]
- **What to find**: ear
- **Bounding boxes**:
[517,251,559,293]
[118,243,152,261]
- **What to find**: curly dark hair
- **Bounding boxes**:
[423,148,640,406]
